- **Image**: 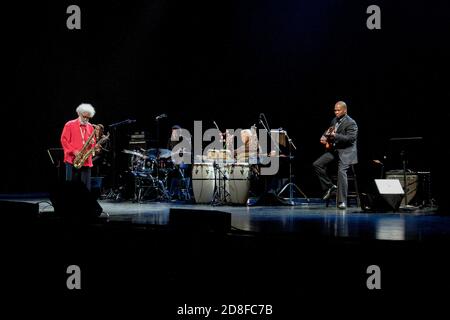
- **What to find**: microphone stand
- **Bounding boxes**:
[258,116,281,155]
[213,120,225,149]
[276,130,309,205]
[154,115,170,201]
[105,119,136,200]
[257,116,286,205]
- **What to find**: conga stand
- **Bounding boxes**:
[211,160,230,206]
[277,131,309,205]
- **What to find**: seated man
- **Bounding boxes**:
[234,129,258,163]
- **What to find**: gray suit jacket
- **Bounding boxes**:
[329,115,358,164]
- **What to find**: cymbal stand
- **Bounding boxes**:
[153,116,171,201]
[156,170,171,201]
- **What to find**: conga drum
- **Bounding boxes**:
[226,163,250,204]
[192,163,215,203]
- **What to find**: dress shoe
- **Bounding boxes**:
[338,202,347,209]
[323,185,337,200]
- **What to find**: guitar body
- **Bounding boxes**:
[324,126,336,150]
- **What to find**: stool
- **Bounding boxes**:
[326,164,361,208]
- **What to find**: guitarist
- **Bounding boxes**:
[313,101,358,209]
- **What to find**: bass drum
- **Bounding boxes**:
[226,163,251,205]
[192,163,215,204]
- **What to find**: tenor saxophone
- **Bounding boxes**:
[73,125,98,169]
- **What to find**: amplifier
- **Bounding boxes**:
[385,171,418,205]
[129,131,147,149]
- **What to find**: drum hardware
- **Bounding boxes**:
[178,168,192,201]
[121,147,172,202]
[209,121,232,204]
[211,160,231,206]
[133,173,171,203]
[169,162,192,201]
[122,149,148,158]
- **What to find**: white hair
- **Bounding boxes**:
[76,103,96,117]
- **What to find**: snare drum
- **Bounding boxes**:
[192,163,215,203]
[225,163,250,204]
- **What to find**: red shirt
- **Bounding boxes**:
[61,118,96,167]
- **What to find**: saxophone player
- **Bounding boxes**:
[60,103,97,190]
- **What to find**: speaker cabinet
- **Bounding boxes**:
[385,171,418,205]
[0,200,39,223]
[50,181,103,220]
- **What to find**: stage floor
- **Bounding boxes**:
[2,194,450,314]
[7,195,447,241]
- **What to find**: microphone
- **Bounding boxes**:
[155,114,167,120]
[259,113,267,126]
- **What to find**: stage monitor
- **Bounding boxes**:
[361,179,404,212]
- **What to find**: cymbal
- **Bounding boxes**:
[146,148,171,159]
[122,149,147,158]
[171,150,192,156]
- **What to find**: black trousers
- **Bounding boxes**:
[65,163,92,191]
[313,151,350,203]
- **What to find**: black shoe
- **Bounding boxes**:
[323,185,337,200]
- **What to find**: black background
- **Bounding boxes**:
[2,1,450,316]
[1,1,449,197]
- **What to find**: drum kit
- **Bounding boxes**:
[122,147,252,205]
[122,148,176,202]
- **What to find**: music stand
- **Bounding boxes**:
[388,137,423,208]
[47,148,64,182]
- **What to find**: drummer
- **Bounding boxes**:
[167,125,181,150]
[167,125,192,200]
